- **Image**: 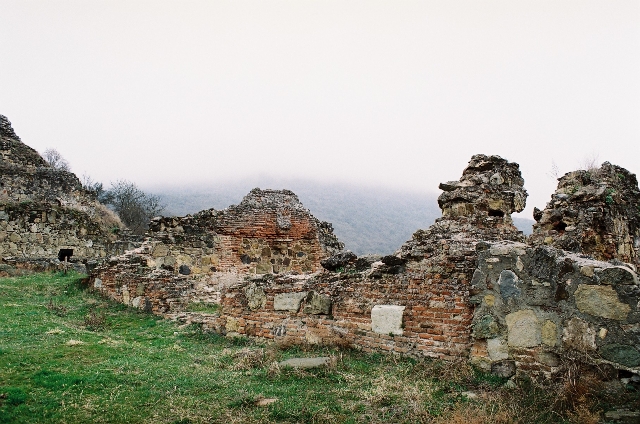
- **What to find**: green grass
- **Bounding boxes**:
[184,302,221,314]
[0,272,636,423]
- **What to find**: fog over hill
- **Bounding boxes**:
[152,179,534,256]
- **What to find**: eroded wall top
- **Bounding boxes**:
[0,115,22,141]
[530,162,640,265]
[401,154,527,262]
[1,115,48,169]
[438,154,527,219]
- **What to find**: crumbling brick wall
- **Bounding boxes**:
[146,188,343,275]
[94,154,528,361]
[194,155,527,360]
[92,188,344,312]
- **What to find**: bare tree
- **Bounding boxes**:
[101,180,164,235]
[547,160,561,180]
[81,173,105,200]
[42,148,71,171]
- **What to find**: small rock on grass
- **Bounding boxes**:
[256,398,278,407]
[278,357,331,369]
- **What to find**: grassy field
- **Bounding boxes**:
[0,272,636,423]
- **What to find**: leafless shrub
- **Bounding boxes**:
[92,202,124,236]
[81,173,106,199]
[553,355,607,414]
[577,153,601,173]
[42,148,71,171]
[548,160,561,180]
[566,403,601,424]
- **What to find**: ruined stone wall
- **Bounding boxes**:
[470,241,640,378]
[201,252,475,360]
[92,188,344,311]
[92,245,194,314]
[530,162,640,266]
[93,155,528,362]
[89,153,640,378]
[0,115,123,272]
[184,155,527,360]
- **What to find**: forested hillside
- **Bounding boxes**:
[152,179,534,255]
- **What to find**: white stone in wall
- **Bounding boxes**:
[274,292,308,312]
[371,305,405,335]
[122,285,130,305]
[506,309,541,347]
[131,296,143,308]
[487,338,509,360]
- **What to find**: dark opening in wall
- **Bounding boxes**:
[58,249,73,262]
[488,209,505,217]
[554,221,568,232]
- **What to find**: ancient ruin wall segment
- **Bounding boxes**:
[3,111,639,379]
[0,115,126,272]
[91,152,640,377]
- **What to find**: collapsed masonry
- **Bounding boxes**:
[0,115,128,274]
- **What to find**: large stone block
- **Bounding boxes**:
[562,317,596,351]
[600,344,640,367]
[274,292,308,312]
[371,305,405,336]
[244,284,266,311]
[506,309,540,347]
[226,316,240,333]
[122,285,130,305]
[278,357,330,369]
[491,360,516,378]
[574,284,631,321]
[541,320,558,346]
[151,243,169,258]
[303,291,332,315]
[472,314,501,339]
[498,270,521,300]
[596,266,638,286]
[487,337,509,361]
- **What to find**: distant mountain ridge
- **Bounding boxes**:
[151,179,534,255]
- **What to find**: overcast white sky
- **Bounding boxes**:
[1,1,638,218]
